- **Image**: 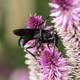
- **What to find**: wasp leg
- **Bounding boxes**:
[26,40,40,56]
[52,31,56,53]
[36,41,42,54]
[47,43,51,50]
[25,48,37,60]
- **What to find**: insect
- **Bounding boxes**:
[13,16,59,59]
[13,28,59,52]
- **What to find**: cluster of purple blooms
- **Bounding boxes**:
[15,0,80,80]
[23,15,70,80]
[49,0,80,33]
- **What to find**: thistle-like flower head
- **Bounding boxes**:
[49,0,80,33]
[39,49,70,80]
[27,16,45,29]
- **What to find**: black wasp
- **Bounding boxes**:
[14,28,58,52]
[13,19,59,58]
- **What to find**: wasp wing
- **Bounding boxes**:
[13,29,39,36]
[13,29,40,47]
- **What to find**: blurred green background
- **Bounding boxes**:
[0,0,49,80]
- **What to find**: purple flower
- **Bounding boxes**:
[49,0,80,32]
[39,49,70,80]
[24,41,54,57]
[27,16,45,29]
